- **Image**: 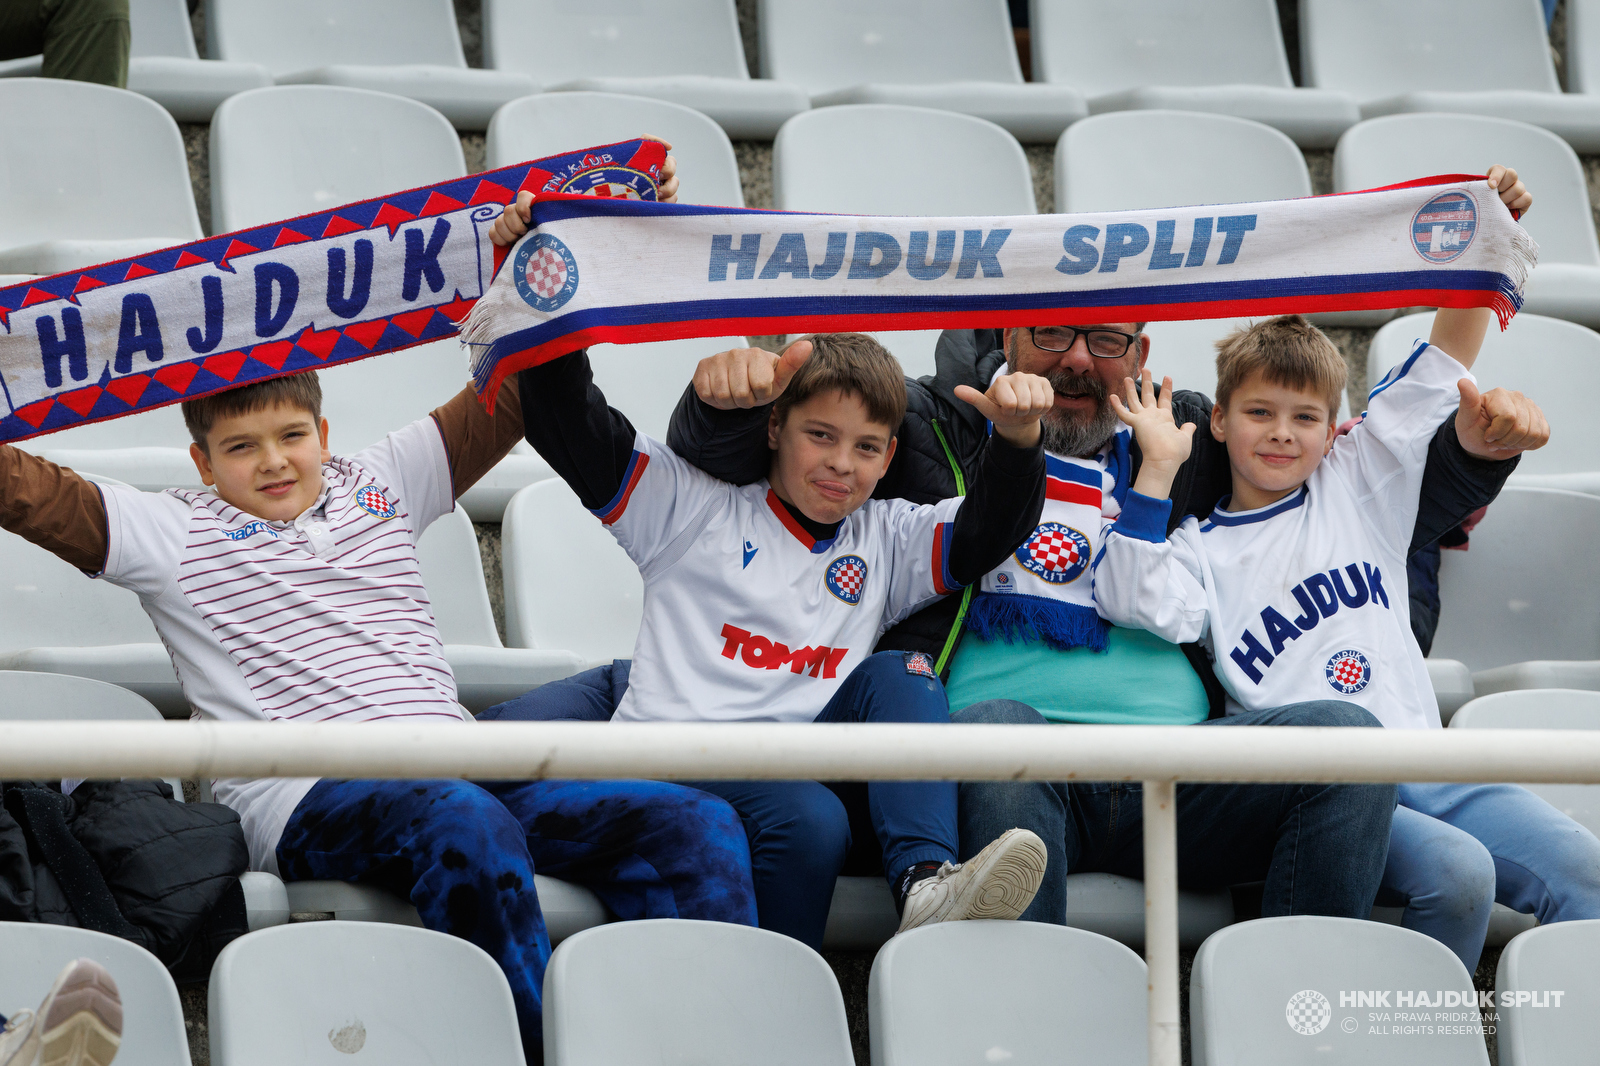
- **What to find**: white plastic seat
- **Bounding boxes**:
[1474,661,1600,696]
[1192,916,1490,1065]
[209,922,525,1065]
[487,92,744,208]
[120,0,272,121]
[1568,0,1600,93]
[869,921,1147,1066]
[204,0,534,130]
[484,0,806,139]
[1368,312,1600,494]
[1034,0,1358,148]
[1496,919,1600,1066]
[1301,0,1600,152]
[0,923,192,1066]
[544,919,854,1066]
[1426,659,1476,723]
[1449,690,1600,841]
[502,479,643,664]
[281,875,607,945]
[0,79,202,276]
[759,0,1085,144]
[1334,114,1600,329]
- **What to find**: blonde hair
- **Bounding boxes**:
[1214,315,1346,416]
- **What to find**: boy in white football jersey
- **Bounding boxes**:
[517,332,1054,948]
[1096,164,1600,970]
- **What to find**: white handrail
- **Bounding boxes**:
[8,719,1594,1066]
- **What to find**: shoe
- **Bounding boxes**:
[0,959,121,1066]
[895,827,1048,933]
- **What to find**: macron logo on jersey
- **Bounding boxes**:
[225,521,278,541]
[1229,562,1390,684]
[743,540,759,568]
[720,623,848,679]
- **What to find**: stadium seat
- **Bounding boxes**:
[1496,919,1600,1066]
[122,0,272,122]
[209,923,524,1065]
[483,0,807,139]
[1033,0,1358,148]
[774,105,1037,374]
[1568,0,1600,94]
[1368,312,1600,494]
[1191,916,1490,1065]
[869,921,1146,1066]
[1334,114,1600,330]
[758,0,1086,144]
[1300,0,1600,152]
[203,0,535,130]
[1475,663,1600,697]
[544,920,854,1066]
[0,923,192,1066]
[281,874,607,944]
[1426,659,1477,723]
[487,92,744,208]
[419,506,586,711]
[0,79,202,276]
[1449,690,1600,841]
[502,479,642,664]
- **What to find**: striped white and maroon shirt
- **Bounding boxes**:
[97,417,467,874]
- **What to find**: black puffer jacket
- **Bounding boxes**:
[0,780,249,982]
[668,329,1519,708]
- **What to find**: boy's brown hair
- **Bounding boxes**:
[774,333,907,431]
[1214,315,1347,416]
[182,372,323,451]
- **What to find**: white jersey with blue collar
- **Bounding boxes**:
[1094,341,1471,730]
[599,433,965,724]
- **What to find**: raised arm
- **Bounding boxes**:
[0,445,109,572]
[429,377,524,501]
[517,350,640,510]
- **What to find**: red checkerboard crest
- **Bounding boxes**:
[355,485,397,520]
[1014,522,1092,584]
[1324,649,1371,694]
[825,554,868,606]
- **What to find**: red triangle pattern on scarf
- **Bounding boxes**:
[298,326,341,360]
[372,203,417,239]
[249,340,294,370]
[154,363,200,394]
[342,319,388,350]
[57,387,102,416]
[203,351,248,382]
[322,215,363,238]
[273,228,311,247]
[106,374,151,407]
[15,400,55,428]
[390,308,435,337]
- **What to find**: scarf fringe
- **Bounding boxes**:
[966,593,1109,653]
[1491,222,1539,329]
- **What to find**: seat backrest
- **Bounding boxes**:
[1299,0,1558,100]
[208,922,523,1065]
[131,0,201,60]
[0,671,164,719]
[203,0,467,75]
[545,920,853,1065]
[1333,114,1600,267]
[0,79,201,252]
[1033,0,1293,93]
[1368,312,1600,476]
[483,0,749,82]
[1192,916,1488,1065]
[869,921,1147,1066]
[1449,690,1600,842]
[586,336,752,440]
[1430,488,1600,669]
[0,527,164,652]
[0,922,191,1066]
[1495,919,1600,1066]
[758,0,1021,94]
[501,479,643,660]
[1058,110,1311,213]
[486,93,744,208]
[415,505,501,647]
[320,339,476,453]
[774,105,1035,214]
[1570,0,1600,93]
[210,85,465,233]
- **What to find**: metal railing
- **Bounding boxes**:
[5,719,1598,1066]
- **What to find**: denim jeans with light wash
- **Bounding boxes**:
[951,699,1397,923]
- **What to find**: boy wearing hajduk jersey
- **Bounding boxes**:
[1097,166,1600,971]
[517,330,1054,950]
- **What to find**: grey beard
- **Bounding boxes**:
[1040,403,1122,458]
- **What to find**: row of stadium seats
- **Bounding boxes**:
[7,0,1600,155]
[7,895,1598,1064]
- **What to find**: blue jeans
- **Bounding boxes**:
[951,700,1397,923]
[276,777,757,1057]
[1380,782,1600,970]
[486,651,960,950]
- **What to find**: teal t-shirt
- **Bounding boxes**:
[944,625,1210,725]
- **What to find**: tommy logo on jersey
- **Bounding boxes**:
[1015,523,1092,584]
[1325,649,1372,694]
[1411,190,1477,264]
[825,555,868,605]
[513,233,580,314]
[1229,562,1389,684]
[354,485,397,520]
[720,624,849,679]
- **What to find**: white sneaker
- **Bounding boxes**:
[0,958,121,1066]
[896,828,1048,933]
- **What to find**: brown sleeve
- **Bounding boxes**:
[428,378,524,500]
[0,445,110,572]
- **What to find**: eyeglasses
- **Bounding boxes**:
[1028,325,1142,359]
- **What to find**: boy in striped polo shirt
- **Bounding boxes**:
[0,369,758,1057]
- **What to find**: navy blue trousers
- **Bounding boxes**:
[277,777,757,1057]
[485,651,960,949]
